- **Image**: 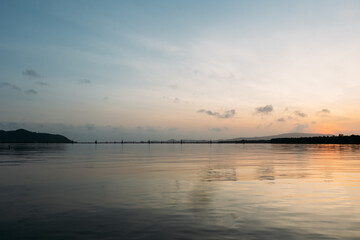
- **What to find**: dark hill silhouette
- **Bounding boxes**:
[224,133,332,142]
[0,129,74,143]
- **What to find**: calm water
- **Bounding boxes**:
[1,144,360,239]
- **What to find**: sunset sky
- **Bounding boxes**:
[1,0,360,141]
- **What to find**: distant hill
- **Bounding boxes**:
[223,133,333,142]
[0,129,74,143]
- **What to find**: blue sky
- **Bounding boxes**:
[1,0,360,141]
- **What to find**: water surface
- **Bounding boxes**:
[1,143,360,239]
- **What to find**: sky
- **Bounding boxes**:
[1,0,360,141]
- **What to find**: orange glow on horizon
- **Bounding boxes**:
[312,123,347,135]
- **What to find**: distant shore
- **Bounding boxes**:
[75,135,360,144]
[2,129,360,144]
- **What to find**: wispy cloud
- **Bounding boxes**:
[317,109,331,116]
[292,124,309,133]
[294,111,307,118]
[0,82,21,91]
[135,126,157,132]
[162,96,184,104]
[78,79,91,84]
[131,35,182,54]
[36,81,48,86]
[277,117,286,122]
[25,89,37,95]
[255,105,273,115]
[22,69,42,78]
[198,109,236,119]
[146,127,157,132]
[209,127,228,132]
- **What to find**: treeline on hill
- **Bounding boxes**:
[270,135,360,144]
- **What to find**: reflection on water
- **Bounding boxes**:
[257,166,275,181]
[203,168,237,181]
[1,144,360,239]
